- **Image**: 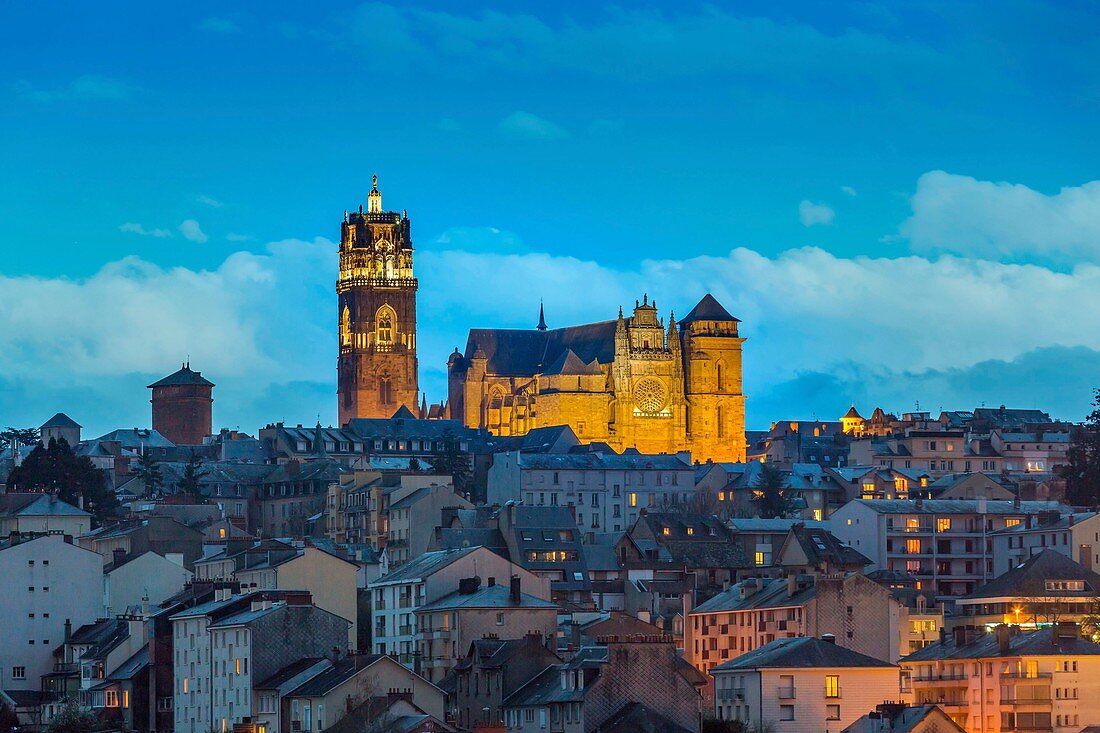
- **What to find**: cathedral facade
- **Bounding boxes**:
[447,294,746,462]
[336,176,420,426]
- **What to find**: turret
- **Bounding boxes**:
[367,173,382,213]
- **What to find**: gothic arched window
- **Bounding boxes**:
[376,306,395,346]
[340,305,351,347]
[715,361,724,393]
[379,377,393,405]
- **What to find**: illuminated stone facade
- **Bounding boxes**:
[448,293,746,462]
[337,176,419,425]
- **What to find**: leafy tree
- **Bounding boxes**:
[1063,389,1100,507]
[1,426,40,447]
[7,438,118,521]
[429,430,472,494]
[134,450,164,497]
[0,699,19,733]
[177,450,208,503]
[46,698,99,733]
[750,461,794,519]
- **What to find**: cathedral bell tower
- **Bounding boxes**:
[336,175,419,426]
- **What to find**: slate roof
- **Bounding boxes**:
[147,365,215,388]
[786,524,871,567]
[992,511,1096,534]
[902,625,1100,661]
[344,417,478,441]
[463,321,618,375]
[456,638,542,671]
[678,294,739,324]
[514,453,690,470]
[852,499,1066,514]
[712,636,896,671]
[729,518,828,533]
[256,657,327,690]
[842,704,964,733]
[41,412,81,429]
[0,493,90,519]
[960,549,1100,600]
[542,349,603,376]
[431,527,509,556]
[598,701,694,733]
[692,576,819,614]
[107,645,150,681]
[417,584,557,612]
[370,546,480,586]
[284,655,383,697]
[92,428,176,448]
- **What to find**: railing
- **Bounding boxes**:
[777,686,796,699]
[912,674,968,682]
[824,687,842,699]
[716,688,745,701]
[1002,694,1053,704]
[1001,672,1053,680]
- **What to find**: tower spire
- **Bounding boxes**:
[368,173,382,213]
[536,301,548,331]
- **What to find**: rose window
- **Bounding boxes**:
[633,378,669,414]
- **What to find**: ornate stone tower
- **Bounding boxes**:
[337,175,419,426]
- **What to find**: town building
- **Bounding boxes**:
[148,363,214,446]
[685,573,904,676]
[953,550,1100,630]
[901,623,1100,733]
[170,590,349,733]
[415,576,558,682]
[81,515,206,569]
[711,635,900,732]
[387,483,471,568]
[336,176,420,424]
[449,293,747,462]
[842,702,965,733]
[0,492,92,536]
[367,546,550,668]
[487,450,695,536]
[502,636,704,733]
[103,550,192,616]
[452,634,561,731]
[727,517,829,572]
[991,510,1100,575]
[0,532,102,690]
[40,412,82,448]
[830,499,1067,603]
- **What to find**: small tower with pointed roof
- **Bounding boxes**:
[147,363,214,445]
[841,405,865,435]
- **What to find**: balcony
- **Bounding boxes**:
[1001,672,1053,680]
[912,673,968,685]
[716,688,745,702]
[777,686,796,699]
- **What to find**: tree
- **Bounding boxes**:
[750,462,794,519]
[46,698,99,733]
[134,450,163,497]
[177,450,208,503]
[429,430,472,494]
[0,699,19,733]
[7,438,118,521]
[1063,389,1100,507]
[1,426,40,447]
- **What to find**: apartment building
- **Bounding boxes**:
[990,511,1100,576]
[415,576,558,683]
[0,493,92,536]
[169,590,349,733]
[830,499,1066,603]
[1,532,101,690]
[685,573,904,676]
[487,451,694,535]
[386,484,471,568]
[901,623,1100,733]
[711,636,900,732]
[452,635,561,731]
[367,546,549,668]
[849,429,1069,479]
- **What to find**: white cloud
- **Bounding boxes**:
[201,17,240,34]
[179,219,209,243]
[18,74,134,102]
[498,111,568,140]
[120,222,171,238]
[841,185,857,197]
[798,200,835,226]
[902,171,1100,260]
[197,195,224,208]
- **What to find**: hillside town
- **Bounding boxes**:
[3,340,1100,733]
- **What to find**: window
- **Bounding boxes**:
[12,667,25,680]
[827,704,840,720]
[754,551,766,566]
[825,675,840,698]
[937,518,951,533]
[496,612,505,626]
[629,492,638,507]
[906,539,921,554]
[105,690,119,708]
[780,705,794,721]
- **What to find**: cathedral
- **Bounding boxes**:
[336,176,420,425]
[447,294,746,462]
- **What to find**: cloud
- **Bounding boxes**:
[197,195,224,208]
[901,171,1100,260]
[798,200,835,226]
[179,219,208,243]
[201,17,240,34]
[17,74,134,102]
[120,223,172,238]
[498,111,568,140]
[841,185,858,197]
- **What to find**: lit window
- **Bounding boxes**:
[812,509,823,521]
[906,539,921,554]
[755,551,766,566]
[235,658,241,674]
[825,675,840,698]
[936,518,951,533]
[662,527,670,536]
[718,491,726,502]
[1005,518,1021,528]
[687,527,694,536]
[629,493,637,507]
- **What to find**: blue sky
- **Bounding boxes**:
[2,1,1100,437]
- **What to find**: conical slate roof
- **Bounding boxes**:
[41,412,81,429]
[679,293,739,324]
[148,364,214,388]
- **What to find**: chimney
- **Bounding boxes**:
[821,633,836,644]
[510,575,521,605]
[787,574,797,598]
[996,624,1011,654]
[112,548,127,566]
[64,619,72,642]
[459,577,481,595]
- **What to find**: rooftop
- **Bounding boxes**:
[712,636,896,671]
